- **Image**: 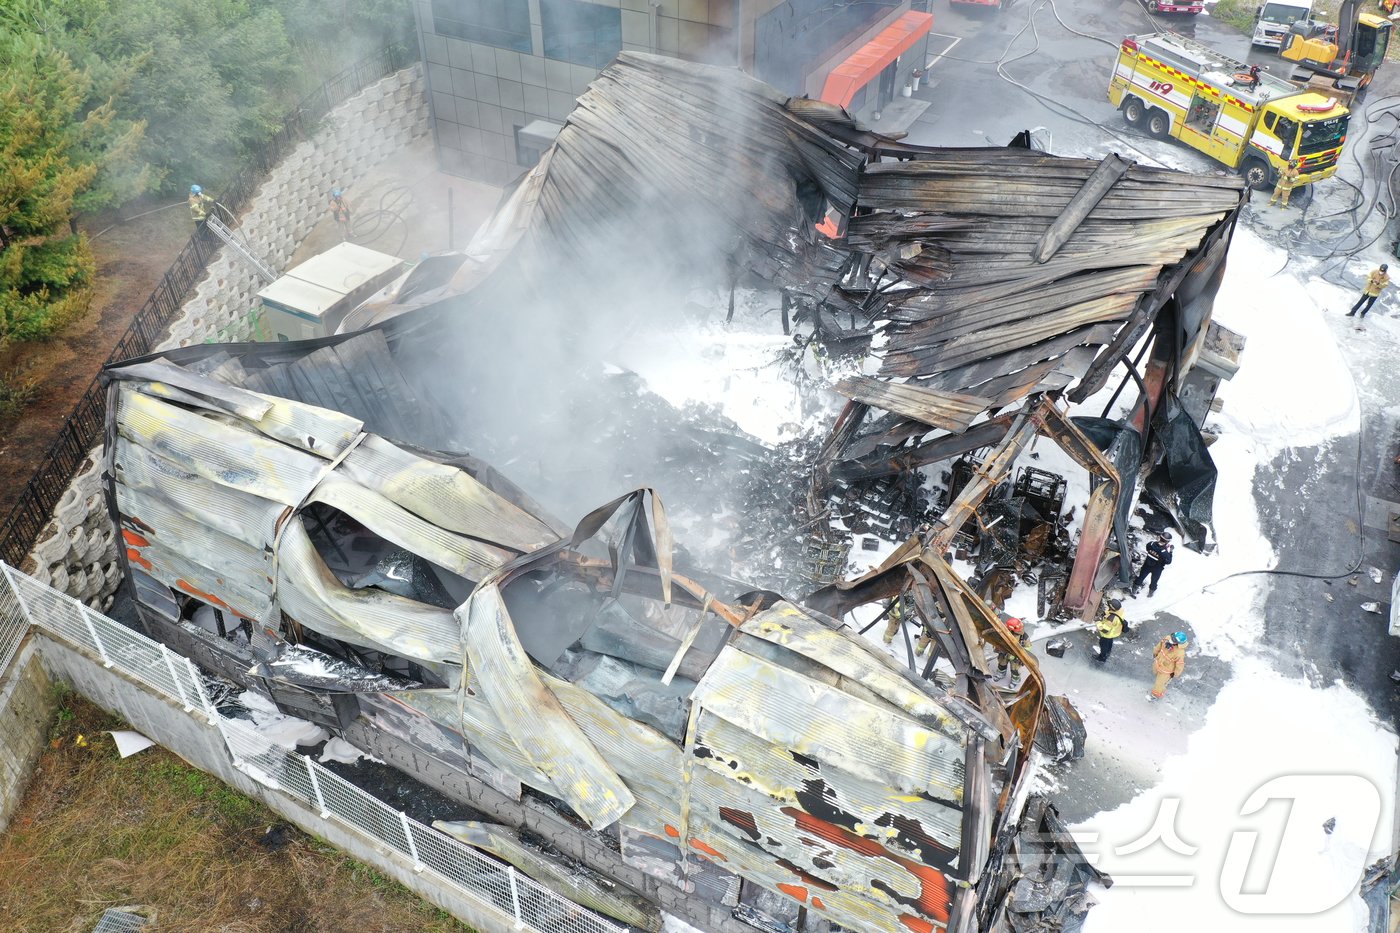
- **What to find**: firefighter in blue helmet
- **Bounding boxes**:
[188,184,213,223]
[329,187,352,240]
[1149,631,1189,700]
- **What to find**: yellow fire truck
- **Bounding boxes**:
[1109,32,1349,191]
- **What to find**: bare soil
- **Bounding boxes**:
[0,203,191,521]
[0,691,475,933]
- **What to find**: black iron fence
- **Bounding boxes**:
[0,45,413,569]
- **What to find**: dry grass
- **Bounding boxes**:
[0,690,476,933]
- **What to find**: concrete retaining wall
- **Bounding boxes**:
[23,65,432,606]
[0,639,56,835]
[31,632,529,933]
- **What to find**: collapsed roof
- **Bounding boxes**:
[355,52,1243,428]
[347,51,1243,613]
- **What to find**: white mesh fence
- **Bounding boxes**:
[0,563,625,933]
[0,565,29,677]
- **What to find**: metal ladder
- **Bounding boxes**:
[206,214,277,284]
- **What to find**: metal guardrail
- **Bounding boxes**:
[0,46,411,570]
[0,562,626,933]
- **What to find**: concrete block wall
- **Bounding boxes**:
[23,454,120,608]
[0,640,56,835]
[21,65,432,608]
[162,64,431,349]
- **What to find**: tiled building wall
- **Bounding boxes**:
[417,0,735,185]
[422,31,600,184]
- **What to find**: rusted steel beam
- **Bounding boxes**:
[1128,340,1173,436]
[1066,481,1118,618]
[1029,403,1122,616]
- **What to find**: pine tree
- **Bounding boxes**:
[0,34,102,345]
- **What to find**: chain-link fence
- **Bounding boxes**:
[0,45,412,570]
[0,563,626,933]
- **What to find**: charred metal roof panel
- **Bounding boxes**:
[238,330,446,445]
[831,376,991,434]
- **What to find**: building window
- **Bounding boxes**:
[754,0,902,95]
[540,0,622,69]
[431,0,531,53]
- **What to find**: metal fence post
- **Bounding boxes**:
[401,812,423,872]
[306,757,330,818]
[160,643,194,711]
[507,865,524,929]
[0,564,33,627]
[76,605,114,668]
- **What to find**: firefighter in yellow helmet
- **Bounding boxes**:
[1267,159,1302,209]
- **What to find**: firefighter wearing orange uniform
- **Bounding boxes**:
[1268,159,1301,208]
[1149,631,1189,700]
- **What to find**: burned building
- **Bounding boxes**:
[104,53,1243,933]
[357,52,1244,616]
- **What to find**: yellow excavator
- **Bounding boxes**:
[1280,0,1392,102]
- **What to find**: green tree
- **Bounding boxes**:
[0,33,105,345]
[0,0,153,213]
[51,0,296,194]
[276,0,414,82]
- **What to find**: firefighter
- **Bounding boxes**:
[1093,598,1126,664]
[1149,631,1189,700]
[996,616,1029,686]
[329,187,353,240]
[1133,530,1174,598]
[881,594,907,645]
[1267,159,1301,209]
[188,184,213,223]
[1347,264,1390,318]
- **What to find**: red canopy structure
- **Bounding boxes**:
[818,11,934,108]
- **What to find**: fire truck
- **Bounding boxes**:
[1109,32,1349,191]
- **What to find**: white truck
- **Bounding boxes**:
[1253,0,1314,48]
